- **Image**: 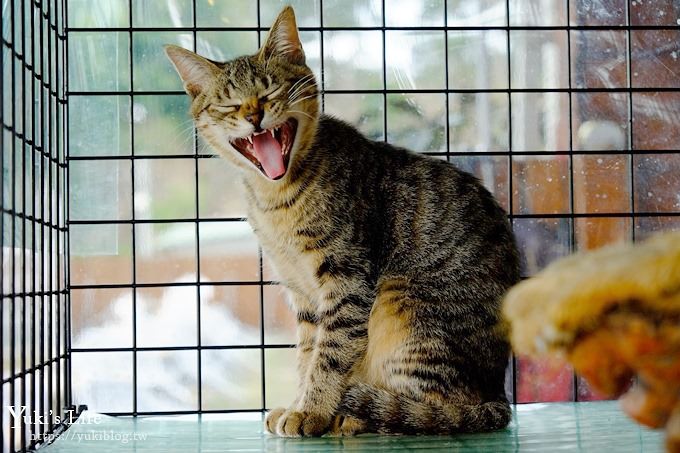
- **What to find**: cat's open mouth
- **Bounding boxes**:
[230,118,298,180]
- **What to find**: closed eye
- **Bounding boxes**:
[210,104,240,114]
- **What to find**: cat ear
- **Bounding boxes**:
[164,45,220,97]
[259,6,305,65]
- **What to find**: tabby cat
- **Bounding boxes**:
[165,6,519,437]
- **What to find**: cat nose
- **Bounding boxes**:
[245,111,262,130]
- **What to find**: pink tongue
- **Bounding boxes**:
[252,132,285,179]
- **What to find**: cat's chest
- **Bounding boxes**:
[248,207,326,296]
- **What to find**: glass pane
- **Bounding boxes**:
[450,155,509,212]
[631,1,680,25]
[323,31,383,90]
[631,30,680,89]
[386,31,445,90]
[137,350,198,411]
[2,49,12,128]
[13,64,22,134]
[133,32,193,91]
[196,0,257,27]
[573,155,630,213]
[2,133,10,210]
[323,0,382,27]
[634,154,680,213]
[72,352,133,413]
[511,93,570,152]
[635,216,680,239]
[69,160,132,221]
[386,93,446,154]
[196,31,259,62]
[447,0,506,26]
[449,93,509,152]
[70,224,133,285]
[573,93,629,151]
[513,217,571,277]
[2,297,28,375]
[324,93,384,142]
[137,286,198,347]
[11,143,24,216]
[198,157,248,219]
[133,95,192,155]
[510,0,567,26]
[68,0,129,28]
[202,349,262,410]
[70,96,131,157]
[132,0,192,27]
[11,0,21,50]
[570,0,626,26]
[511,31,568,89]
[385,0,445,26]
[632,92,680,151]
[71,288,133,348]
[570,31,627,89]
[512,156,570,215]
[575,217,631,251]
[265,348,298,409]
[1,301,9,375]
[516,357,574,403]
[135,222,197,284]
[448,31,508,90]
[134,158,196,220]
[199,221,260,282]
[264,285,296,345]
[299,31,322,84]
[200,285,260,346]
[260,0,321,27]
[2,1,11,43]
[68,32,130,92]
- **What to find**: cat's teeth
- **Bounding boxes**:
[269,129,275,138]
[246,136,253,144]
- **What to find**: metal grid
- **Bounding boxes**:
[1,0,70,451]
[62,0,680,419]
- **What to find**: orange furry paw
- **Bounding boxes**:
[503,231,680,452]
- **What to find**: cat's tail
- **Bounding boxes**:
[338,383,511,435]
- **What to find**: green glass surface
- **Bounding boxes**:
[42,401,663,452]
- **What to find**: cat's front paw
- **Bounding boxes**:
[275,409,331,437]
[264,407,286,434]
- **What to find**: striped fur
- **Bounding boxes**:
[166,6,519,437]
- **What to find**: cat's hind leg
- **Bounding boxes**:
[328,414,367,436]
[339,278,511,434]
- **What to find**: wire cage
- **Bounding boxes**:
[1,0,70,451]
[2,0,680,451]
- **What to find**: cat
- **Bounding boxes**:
[165,6,519,437]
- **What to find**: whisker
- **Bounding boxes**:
[289,82,316,103]
[288,73,316,94]
[289,93,318,107]
[287,109,315,121]
[289,75,316,92]
[289,86,319,105]
[289,73,324,100]
[170,127,199,152]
